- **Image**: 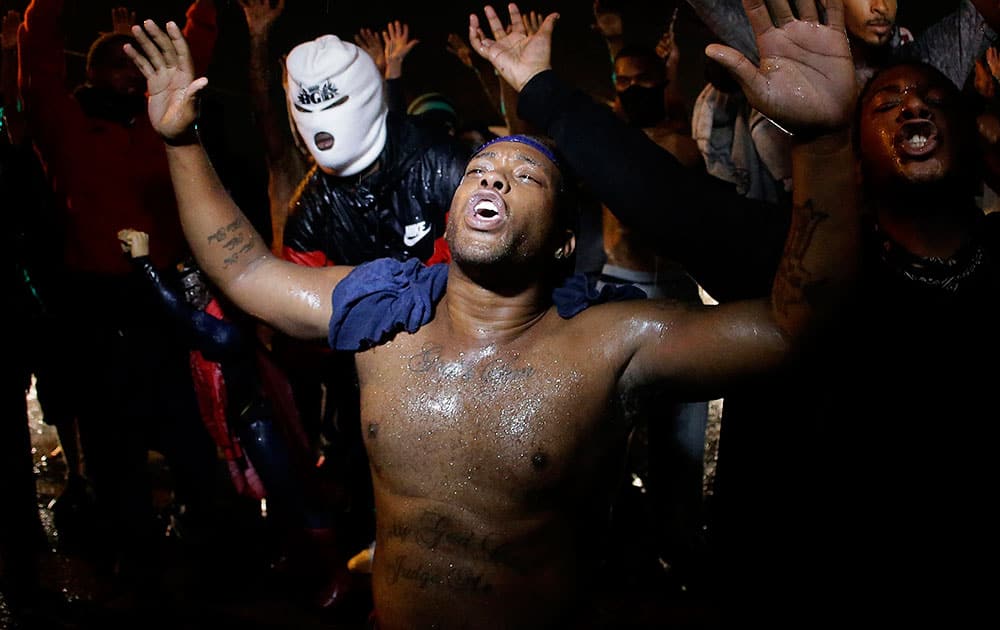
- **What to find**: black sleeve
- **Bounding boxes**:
[132,256,244,358]
[517,70,791,302]
[429,136,472,213]
[282,170,329,256]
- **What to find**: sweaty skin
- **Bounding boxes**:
[125,1,858,626]
[355,140,777,626]
[339,138,811,628]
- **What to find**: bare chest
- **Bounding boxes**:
[356,333,625,505]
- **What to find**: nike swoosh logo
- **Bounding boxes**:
[403,221,432,247]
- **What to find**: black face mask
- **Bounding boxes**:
[73,85,146,127]
[618,84,667,128]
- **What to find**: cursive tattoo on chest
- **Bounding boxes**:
[406,344,535,386]
[386,553,494,595]
[387,510,532,573]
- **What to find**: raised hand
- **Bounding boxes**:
[591,0,622,39]
[238,0,285,39]
[655,28,680,84]
[383,20,419,79]
[446,32,475,68]
[521,10,544,36]
[112,7,137,36]
[707,0,855,137]
[469,3,558,92]
[355,27,386,74]
[117,229,150,258]
[124,20,209,143]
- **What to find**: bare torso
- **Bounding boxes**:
[355,299,639,629]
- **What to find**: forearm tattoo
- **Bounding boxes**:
[773,199,830,316]
[206,217,255,269]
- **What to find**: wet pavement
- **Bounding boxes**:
[2,382,722,629]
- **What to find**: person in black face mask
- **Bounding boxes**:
[72,32,149,127]
[17,0,223,589]
[604,45,710,593]
[612,44,702,168]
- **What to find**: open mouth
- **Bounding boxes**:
[895,120,939,158]
[314,132,334,151]
[464,190,507,231]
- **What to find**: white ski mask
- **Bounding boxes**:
[285,34,387,177]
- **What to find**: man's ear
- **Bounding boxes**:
[555,229,576,260]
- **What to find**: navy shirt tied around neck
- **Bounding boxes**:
[328,258,646,351]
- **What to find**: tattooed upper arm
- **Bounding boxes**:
[206,217,258,269]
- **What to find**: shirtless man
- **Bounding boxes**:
[124,1,857,626]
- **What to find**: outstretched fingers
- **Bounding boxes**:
[506,3,525,36]
[483,5,506,40]
[536,12,559,41]
[794,0,819,23]
[469,13,491,57]
[705,43,761,94]
[742,0,777,36]
[159,21,191,68]
[767,0,796,26]
[171,20,201,65]
[146,20,181,68]
[130,21,168,71]
[821,0,845,31]
[123,40,154,78]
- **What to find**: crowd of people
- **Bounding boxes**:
[4,1,999,628]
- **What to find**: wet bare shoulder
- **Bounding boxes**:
[562,298,707,351]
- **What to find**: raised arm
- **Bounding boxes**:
[471,3,788,301]
[124,19,349,340]
[445,31,503,120]
[119,228,247,357]
[238,0,308,254]
[111,7,136,35]
[382,20,418,113]
[383,20,419,81]
[625,0,859,394]
[354,27,387,75]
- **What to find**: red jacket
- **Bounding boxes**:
[18,0,217,275]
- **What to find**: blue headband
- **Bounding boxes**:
[474,134,560,168]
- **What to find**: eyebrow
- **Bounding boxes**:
[867,79,941,101]
[868,85,906,100]
[471,150,543,168]
[515,152,542,168]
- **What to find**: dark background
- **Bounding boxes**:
[4,0,968,121]
[0,0,972,242]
